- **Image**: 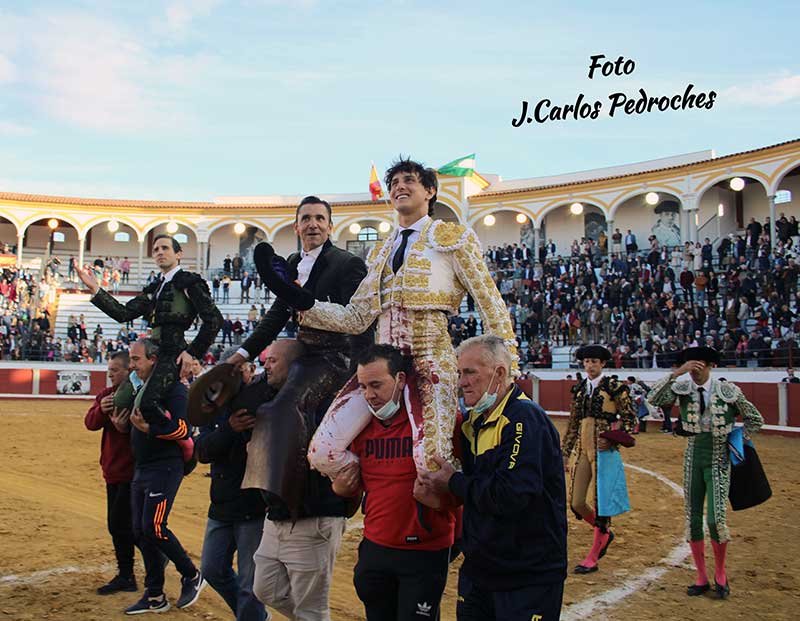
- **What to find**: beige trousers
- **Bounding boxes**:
[252,516,346,621]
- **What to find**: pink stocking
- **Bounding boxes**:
[580,527,610,568]
[710,540,727,586]
[689,540,709,586]
[582,510,596,528]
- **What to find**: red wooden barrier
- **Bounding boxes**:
[0,368,33,394]
[788,384,800,427]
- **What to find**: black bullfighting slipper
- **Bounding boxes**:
[573,564,599,574]
[598,531,614,559]
[686,583,710,596]
[253,242,315,310]
[714,581,730,599]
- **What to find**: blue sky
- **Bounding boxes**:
[0,1,798,200]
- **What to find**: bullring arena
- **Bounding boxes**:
[2,139,800,620]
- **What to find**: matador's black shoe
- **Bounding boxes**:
[714,581,730,599]
[686,583,710,596]
[573,564,599,575]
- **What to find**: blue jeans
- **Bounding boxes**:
[201,517,266,621]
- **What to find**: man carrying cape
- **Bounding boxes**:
[648,346,764,599]
[562,345,636,575]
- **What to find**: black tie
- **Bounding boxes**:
[698,387,706,414]
[392,230,414,273]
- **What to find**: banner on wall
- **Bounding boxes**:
[56,370,92,395]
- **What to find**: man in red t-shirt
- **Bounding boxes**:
[84,350,137,595]
[332,344,459,621]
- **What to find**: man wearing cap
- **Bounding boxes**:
[85,350,138,595]
[562,345,636,574]
[648,346,764,599]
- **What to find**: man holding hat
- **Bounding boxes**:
[649,346,763,599]
[562,345,636,575]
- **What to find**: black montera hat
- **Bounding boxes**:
[576,345,611,362]
[680,346,721,365]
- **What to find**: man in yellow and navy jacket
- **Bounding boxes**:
[420,335,567,621]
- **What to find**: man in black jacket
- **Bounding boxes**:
[250,339,354,621]
[124,338,205,614]
[226,196,370,367]
[196,347,269,621]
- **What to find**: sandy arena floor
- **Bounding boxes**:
[0,400,798,620]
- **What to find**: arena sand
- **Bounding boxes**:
[1,400,798,620]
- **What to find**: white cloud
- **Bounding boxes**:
[0,53,15,83]
[11,11,210,132]
[723,74,800,106]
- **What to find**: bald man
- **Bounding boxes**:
[250,339,353,621]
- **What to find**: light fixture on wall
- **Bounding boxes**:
[166,221,179,234]
[569,202,584,215]
[695,212,699,226]
[349,223,361,235]
[516,213,528,224]
[47,218,59,229]
[107,220,119,233]
[378,222,391,233]
[233,222,246,235]
[483,214,496,226]
[645,192,659,206]
[729,177,745,191]
[718,203,725,217]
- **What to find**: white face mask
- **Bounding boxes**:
[367,376,402,421]
[129,370,145,391]
[473,368,502,414]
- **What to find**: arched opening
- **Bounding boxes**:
[208,222,269,278]
[144,223,199,276]
[775,164,800,249]
[611,192,683,254]
[0,216,18,256]
[472,209,536,257]
[337,220,389,261]
[82,220,140,285]
[698,176,769,246]
[272,223,299,259]
[537,203,606,259]
[21,218,80,272]
[431,201,460,223]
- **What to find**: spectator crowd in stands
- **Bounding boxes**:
[3,215,799,368]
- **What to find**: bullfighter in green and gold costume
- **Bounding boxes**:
[79,234,222,425]
[562,345,636,574]
[649,346,763,599]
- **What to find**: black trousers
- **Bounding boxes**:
[353,538,449,621]
[131,462,196,595]
[107,482,136,577]
[456,573,564,621]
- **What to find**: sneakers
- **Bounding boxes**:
[176,572,206,609]
[97,574,138,595]
[124,592,170,615]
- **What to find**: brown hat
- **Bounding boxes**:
[187,363,242,426]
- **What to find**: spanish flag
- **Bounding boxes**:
[369,162,384,201]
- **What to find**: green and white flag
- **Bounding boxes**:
[437,153,475,177]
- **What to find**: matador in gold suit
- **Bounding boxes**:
[304,213,517,475]
[562,345,636,574]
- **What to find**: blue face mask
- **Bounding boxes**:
[473,368,502,414]
[368,377,402,421]
[129,370,143,391]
